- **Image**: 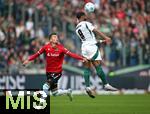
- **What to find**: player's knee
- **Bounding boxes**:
[93,60,100,66]
[43,83,50,90]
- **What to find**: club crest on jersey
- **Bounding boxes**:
[54,47,59,51]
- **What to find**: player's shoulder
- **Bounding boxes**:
[76,21,92,28]
[57,43,65,49]
[57,44,68,52]
[42,42,50,49]
[44,42,50,46]
[78,21,87,25]
[85,21,93,26]
[82,21,92,24]
[76,21,85,29]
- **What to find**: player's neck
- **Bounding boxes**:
[50,42,57,48]
[79,18,86,22]
[79,20,86,23]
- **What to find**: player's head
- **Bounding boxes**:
[49,33,59,44]
[76,12,87,22]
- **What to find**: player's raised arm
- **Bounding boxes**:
[23,46,45,65]
[93,28,112,44]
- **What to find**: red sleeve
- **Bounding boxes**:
[28,46,45,61]
[62,47,83,61]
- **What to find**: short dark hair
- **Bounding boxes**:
[76,12,85,19]
[49,32,57,39]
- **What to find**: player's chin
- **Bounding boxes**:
[55,42,59,45]
[52,41,58,44]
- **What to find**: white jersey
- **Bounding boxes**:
[76,21,102,60]
[76,21,97,46]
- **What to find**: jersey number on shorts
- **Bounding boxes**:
[78,29,85,41]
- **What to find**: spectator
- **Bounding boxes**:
[0,0,149,73]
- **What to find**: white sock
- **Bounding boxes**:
[52,89,69,96]
[42,83,49,99]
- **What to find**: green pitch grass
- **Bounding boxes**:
[50,94,150,114]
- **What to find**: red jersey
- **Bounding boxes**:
[28,43,83,73]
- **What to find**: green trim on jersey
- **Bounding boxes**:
[91,49,99,60]
[85,24,92,36]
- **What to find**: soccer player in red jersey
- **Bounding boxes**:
[23,33,86,102]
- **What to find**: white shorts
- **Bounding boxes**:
[81,44,102,60]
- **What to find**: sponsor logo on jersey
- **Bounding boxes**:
[47,53,59,57]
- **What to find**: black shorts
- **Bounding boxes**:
[46,72,62,91]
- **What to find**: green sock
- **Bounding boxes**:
[84,68,90,87]
[95,65,107,85]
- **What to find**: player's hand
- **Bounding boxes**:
[105,37,112,44]
[82,57,88,62]
[23,60,30,66]
[99,40,107,44]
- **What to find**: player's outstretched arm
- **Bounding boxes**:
[22,46,45,65]
[66,51,84,61]
[93,28,112,44]
[63,48,87,62]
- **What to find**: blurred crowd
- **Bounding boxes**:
[0,0,150,73]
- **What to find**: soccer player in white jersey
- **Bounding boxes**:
[76,12,118,98]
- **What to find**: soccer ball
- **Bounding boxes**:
[84,2,95,13]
